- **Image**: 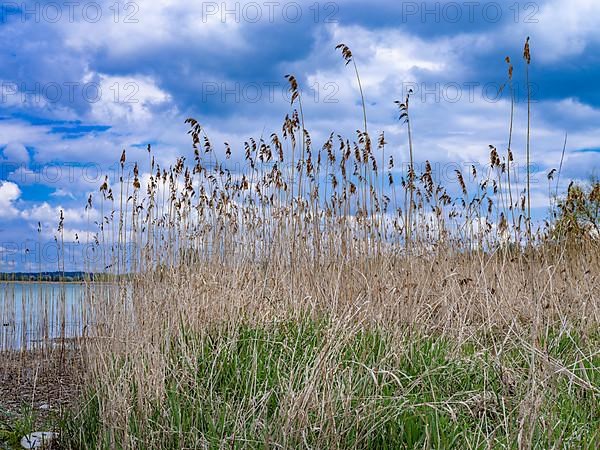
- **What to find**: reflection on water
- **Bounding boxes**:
[0,282,88,351]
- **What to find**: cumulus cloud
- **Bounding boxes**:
[82,72,174,125]
[0,181,21,218]
[521,0,600,62]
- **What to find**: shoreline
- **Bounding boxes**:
[0,280,115,285]
[0,280,88,284]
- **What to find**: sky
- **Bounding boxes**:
[0,0,599,271]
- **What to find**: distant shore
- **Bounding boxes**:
[0,272,110,283]
[0,280,117,285]
[0,280,89,284]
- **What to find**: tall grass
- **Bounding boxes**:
[1,40,599,449]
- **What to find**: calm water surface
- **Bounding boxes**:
[0,282,88,350]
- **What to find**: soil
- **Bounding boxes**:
[0,344,85,428]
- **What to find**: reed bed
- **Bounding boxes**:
[1,39,599,449]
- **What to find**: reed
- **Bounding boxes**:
[1,40,598,449]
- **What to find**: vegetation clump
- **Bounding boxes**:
[1,39,599,449]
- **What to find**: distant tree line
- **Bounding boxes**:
[0,272,93,282]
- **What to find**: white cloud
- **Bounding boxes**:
[0,181,21,218]
[2,143,29,163]
[521,0,600,62]
[83,72,173,125]
[60,0,245,56]
[50,188,76,199]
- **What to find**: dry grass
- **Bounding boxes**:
[72,247,599,448]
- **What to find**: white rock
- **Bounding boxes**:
[20,432,57,449]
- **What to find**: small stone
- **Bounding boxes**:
[20,432,58,449]
[38,403,51,410]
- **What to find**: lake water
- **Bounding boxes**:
[0,282,88,351]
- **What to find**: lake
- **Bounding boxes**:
[0,282,88,351]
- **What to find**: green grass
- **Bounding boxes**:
[0,405,55,450]
[61,321,599,449]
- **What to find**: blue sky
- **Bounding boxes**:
[0,0,599,270]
